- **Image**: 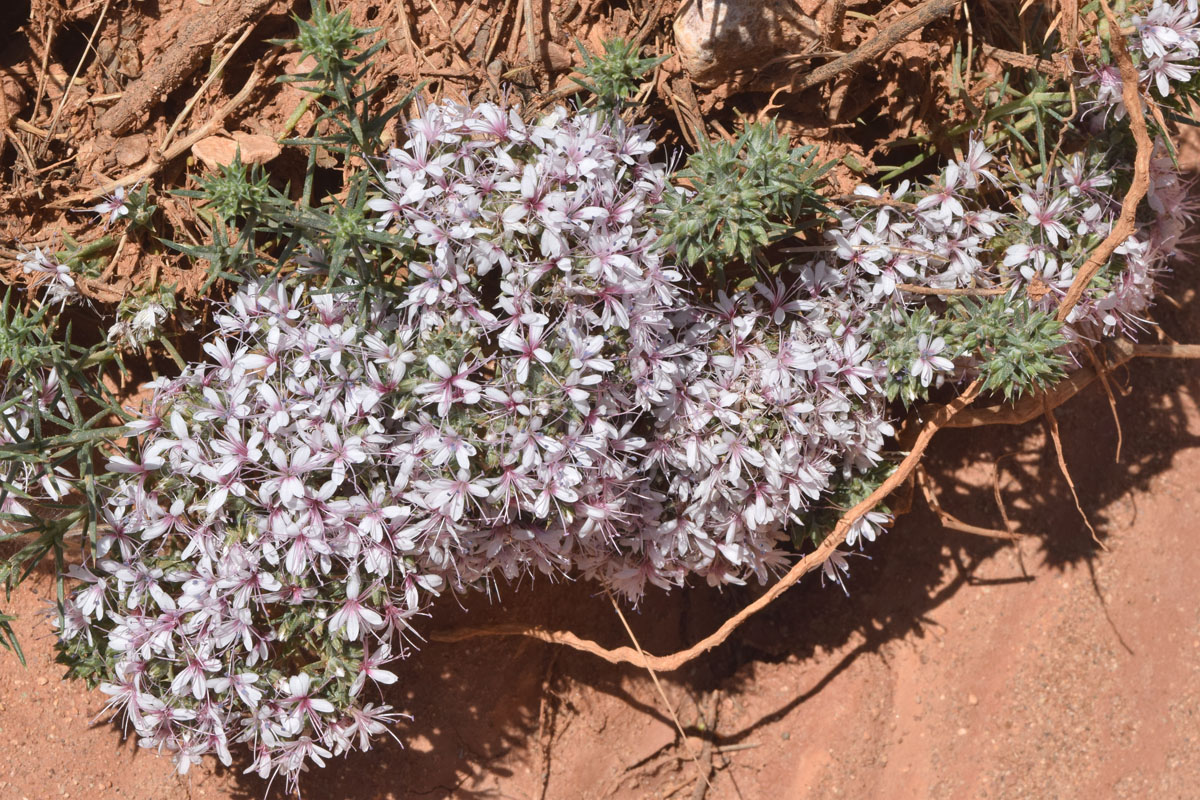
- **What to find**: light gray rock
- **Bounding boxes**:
[673,0,823,87]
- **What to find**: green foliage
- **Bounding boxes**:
[121,183,158,232]
[170,0,420,299]
[0,287,129,651]
[871,295,1069,405]
[291,0,366,78]
[193,156,273,222]
[659,120,832,279]
[276,0,404,155]
[944,296,1069,400]
[881,20,1077,183]
[0,611,21,664]
[572,37,666,110]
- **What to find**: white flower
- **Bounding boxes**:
[820,550,853,595]
[90,185,132,227]
[910,335,955,387]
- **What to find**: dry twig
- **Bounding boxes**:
[788,0,960,95]
[690,691,720,800]
[428,332,1200,670]
[1062,0,1081,52]
[980,43,1070,75]
[391,0,430,71]
[41,0,112,155]
[916,466,1022,540]
[632,0,671,49]
[97,0,274,135]
[823,0,849,50]
[1081,345,1124,462]
[507,0,526,63]
[160,23,256,153]
[1043,402,1104,549]
[533,651,559,800]
[608,593,711,794]
[941,342,1200,428]
[30,20,56,125]
[451,0,487,38]
[831,193,920,212]
[991,454,1023,542]
[525,0,539,64]
[669,76,707,146]
[485,0,516,66]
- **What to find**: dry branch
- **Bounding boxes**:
[1081,344,1124,462]
[788,0,961,94]
[159,23,257,153]
[428,331,1200,670]
[1043,403,1103,547]
[41,0,111,155]
[690,690,720,800]
[97,0,275,135]
[1062,0,1081,52]
[979,43,1069,76]
[916,466,1021,540]
[608,593,710,791]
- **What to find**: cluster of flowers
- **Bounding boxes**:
[825,138,1180,348]
[52,4,1197,783]
[817,3,1198,360]
[17,246,79,306]
[1085,0,1200,109]
[56,104,899,785]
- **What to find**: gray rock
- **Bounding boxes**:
[673,0,823,87]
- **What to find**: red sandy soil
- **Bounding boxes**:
[2,318,1199,799]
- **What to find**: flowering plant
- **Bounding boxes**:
[55,97,906,785]
[0,0,1195,788]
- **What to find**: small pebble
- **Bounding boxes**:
[544,42,574,72]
